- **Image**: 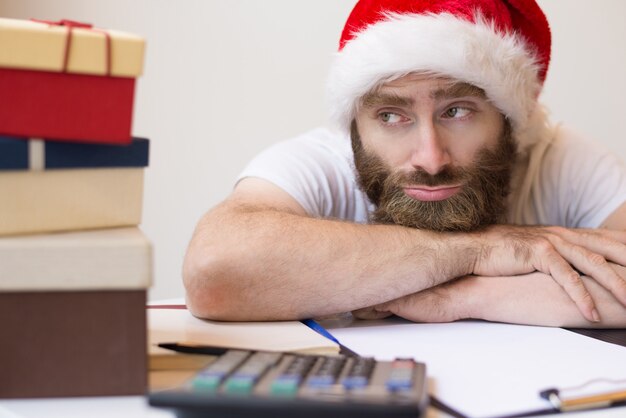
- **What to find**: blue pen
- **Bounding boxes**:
[302,319,340,344]
[301,319,359,357]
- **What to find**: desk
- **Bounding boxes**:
[1,396,625,418]
[1,304,625,418]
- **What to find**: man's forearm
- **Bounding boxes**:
[373,269,626,328]
[462,271,626,328]
[183,200,475,321]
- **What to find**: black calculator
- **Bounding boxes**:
[149,348,428,418]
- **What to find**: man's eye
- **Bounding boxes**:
[379,112,403,123]
[444,107,471,118]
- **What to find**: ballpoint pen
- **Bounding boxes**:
[540,378,626,412]
[157,342,229,356]
[301,318,359,357]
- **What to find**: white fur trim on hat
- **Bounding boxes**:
[327,12,545,151]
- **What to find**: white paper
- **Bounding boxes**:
[329,319,626,418]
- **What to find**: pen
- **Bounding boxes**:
[540,381,626,412]
[301,319,359,357]
[157,342,229,356]
[301,318,340,344]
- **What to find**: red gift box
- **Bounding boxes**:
[0,18,145,144]
[0,68,135,144]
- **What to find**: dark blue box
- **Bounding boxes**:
[0,136,150,170]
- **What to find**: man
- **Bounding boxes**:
[183,0,626,327]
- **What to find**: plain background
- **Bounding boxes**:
[1,1,625,301]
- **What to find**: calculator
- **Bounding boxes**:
[148,349,428,418]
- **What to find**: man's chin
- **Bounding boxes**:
[373,195,487,232]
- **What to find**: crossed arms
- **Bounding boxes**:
[183,177,626,327]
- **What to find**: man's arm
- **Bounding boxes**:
[355,202,626,327]
[183,178,478,321]
[184,178,626,321]
[357,267,626,328]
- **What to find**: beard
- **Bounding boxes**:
[351,121,517,232]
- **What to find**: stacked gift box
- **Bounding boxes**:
[0,18,151,398]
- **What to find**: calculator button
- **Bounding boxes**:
[270,376,301,395]
[282,356,316,379]
[386,359,416,392]
[189,351,255,393]
[350,358,375,376]
[270,355,317,395]
[191,375,222,391]
[224,376,255,394]
[341,357,374,391]
[342,375,368,390]
[231,352,281,379]
[307,375,335,388]
[385,378,413,391]
[202,350,249,375]
[307,357,346,388]
[224,352,283,394]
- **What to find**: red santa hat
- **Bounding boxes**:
[327,0,552,151]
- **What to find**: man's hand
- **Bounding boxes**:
[471,225,626,323]
[354,267,626,328]
[353,280,467,323]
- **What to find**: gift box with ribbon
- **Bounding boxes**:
[0,227,152,398]
[0,18,151,399]
[0,136,150,236]
[0,17,145,144]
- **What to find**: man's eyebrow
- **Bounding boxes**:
[360,92,414,108]
[431,82,486,100]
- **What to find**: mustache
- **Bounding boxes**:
[390,165,471,188]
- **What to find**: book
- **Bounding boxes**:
[0,227,152,291]
[148,307,340,359]
[147,307,340,391]
[0,168,144,236]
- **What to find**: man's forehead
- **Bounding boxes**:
[360,77,486,108]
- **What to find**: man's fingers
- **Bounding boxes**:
[474,225,626,321]
[550,236,626,307]
[546,227,626,265]
[352,305,392,320]
[546,226,626,243]
[540,248,598,322]
[570,246,626,306]
[587,229,626,245]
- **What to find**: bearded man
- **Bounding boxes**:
[183,0,626,327]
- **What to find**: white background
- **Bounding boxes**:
[1,1,625,301]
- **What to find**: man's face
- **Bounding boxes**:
[352,74,517,232]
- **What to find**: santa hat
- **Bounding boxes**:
[327,0,552,152]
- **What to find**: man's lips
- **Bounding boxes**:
[403,185,462,201]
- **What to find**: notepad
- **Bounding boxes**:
[147,308,340,358]
[329,319,626,418]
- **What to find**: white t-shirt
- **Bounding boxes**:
[238,127,626,228]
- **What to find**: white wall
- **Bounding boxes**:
[1,1,624,301]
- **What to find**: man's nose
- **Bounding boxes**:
[408,121,452,175]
